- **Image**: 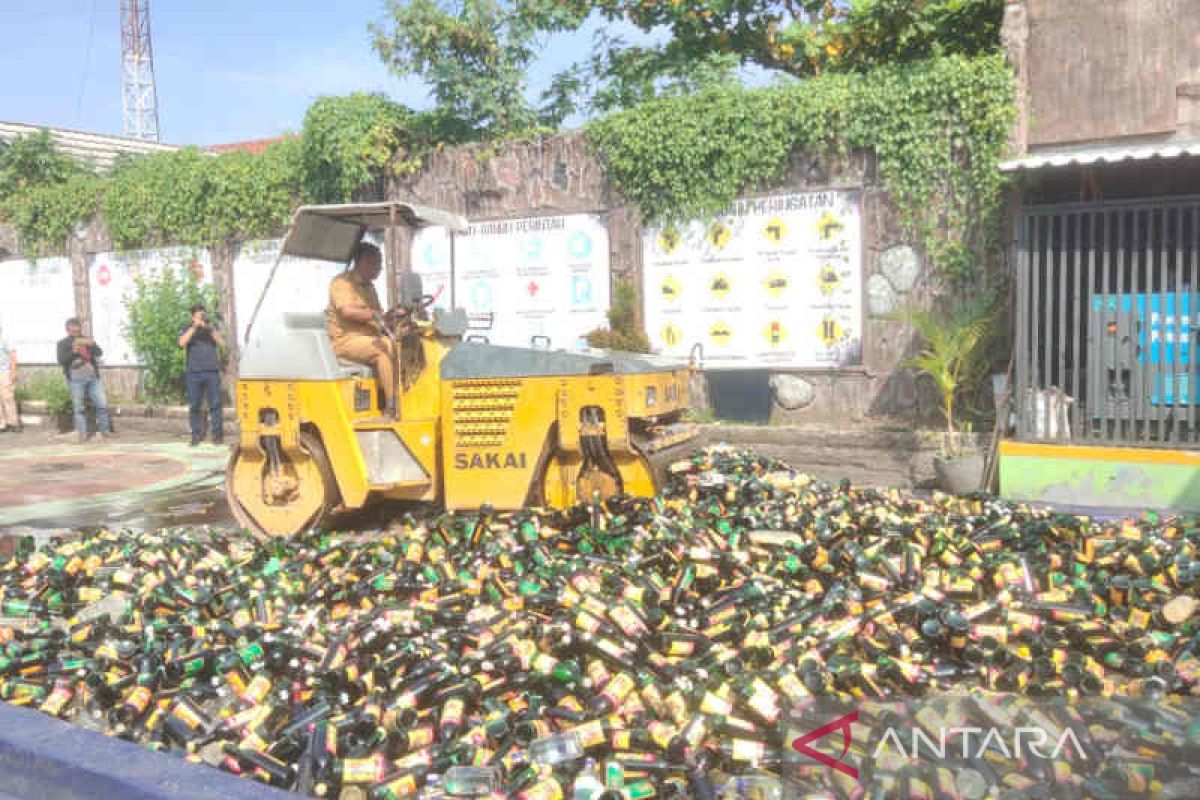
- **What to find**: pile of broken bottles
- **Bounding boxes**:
[1,446,1199,800]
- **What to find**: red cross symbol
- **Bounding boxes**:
[527,281,540,297]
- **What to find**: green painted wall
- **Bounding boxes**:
[1000,454,1200,512]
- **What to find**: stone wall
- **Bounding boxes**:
[388,134,939,425]
[387,134,646,306]
[7,130,942,428]
[17,364,147,409]
[393,134,613,219]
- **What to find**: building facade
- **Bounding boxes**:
[1000,0,1200,511]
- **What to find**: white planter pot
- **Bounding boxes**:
[933,452,985,495]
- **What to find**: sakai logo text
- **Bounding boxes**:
[455,452,528,469]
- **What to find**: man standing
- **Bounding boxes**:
[0,329,19,433]
[178,304,225,446]
[326,242,397,415]
[57,317,112,443]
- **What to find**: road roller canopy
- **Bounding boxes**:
[242,201,469,341]
[281,201,470,263]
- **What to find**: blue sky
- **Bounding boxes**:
[1,0,628,146]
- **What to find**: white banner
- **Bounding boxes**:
[411,226,454,312]
[643,190,863,368]
[0,256,75,363]
[87,247,213,366]
[413,214,610,350]
[232,237,387,346]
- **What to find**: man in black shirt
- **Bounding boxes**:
[178,304,226,446]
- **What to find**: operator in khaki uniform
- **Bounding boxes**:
[327,242,398,414]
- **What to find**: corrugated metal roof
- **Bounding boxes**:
[1000,139,1200,172]
[208,135,290,155]
[0,121,182,172]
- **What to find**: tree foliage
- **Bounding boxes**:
[371,0,1004,126]
[300,93,419,203]
[124,266,221,402]
[371,1,552,138]
[567,0,1006,79]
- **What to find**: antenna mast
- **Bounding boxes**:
[120,0,161,141]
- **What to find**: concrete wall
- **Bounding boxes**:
[1000,441,1200,513]
[1004,0,1200,153]
[6,219,238,401]
[698,424,988,489]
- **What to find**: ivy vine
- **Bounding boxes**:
[586,54,1015,282]
[1,93,417,254]
[2,172,101,253]
[301,92,416,203]
[103,140,305,250]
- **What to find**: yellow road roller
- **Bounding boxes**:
[228,202,697,536]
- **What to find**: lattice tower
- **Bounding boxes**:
[120,0,160,141]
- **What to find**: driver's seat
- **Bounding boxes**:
[241,312,373,380]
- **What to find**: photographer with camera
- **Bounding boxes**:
[178,304,226,447]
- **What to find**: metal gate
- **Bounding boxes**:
[1015,197,1200,447]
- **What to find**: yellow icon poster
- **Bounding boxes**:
[763,217,787,245]
[816,211,845,241]
[763,320,787,347]
[660,275,682,303]
[763,269,789,299]
[709,321,733,347]
[709,272,732,300]
[642,189,862,368]
[657,228,681,255]
[707,220,732,250]
[817,264,842,296]
[817,315,842,347]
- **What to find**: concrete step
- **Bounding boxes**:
[20,400,238,436]
[696,424,987,490]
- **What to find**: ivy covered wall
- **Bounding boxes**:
[0,56,1015,424]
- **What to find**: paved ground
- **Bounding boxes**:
[0,426,421,542]
[0,422,1147,548]
[0,427,230,537]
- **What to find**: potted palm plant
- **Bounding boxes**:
[897,299,995,494]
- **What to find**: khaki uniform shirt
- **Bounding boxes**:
[326,272,383,342]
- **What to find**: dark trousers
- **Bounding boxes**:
[186,371,223,440]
